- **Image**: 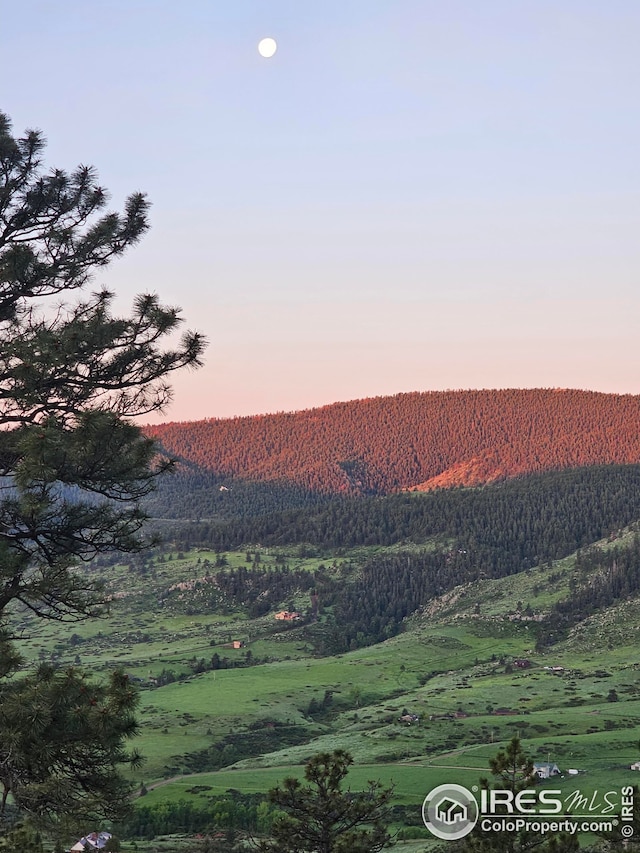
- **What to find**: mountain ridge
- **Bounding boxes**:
[146,388,640,495]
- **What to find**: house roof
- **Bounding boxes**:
[73,832,112,851]
[534,762,560,772]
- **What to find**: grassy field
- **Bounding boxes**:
[139,762,483,806]
[18,539,640,847]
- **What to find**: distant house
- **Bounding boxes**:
[223,640,245,649]
[275,610,301,621]
[534,762,561,779]
[630,761,640,771]
[399,713,420,725]
[70,832,112,852]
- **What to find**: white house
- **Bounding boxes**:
[533,762,561,779]
[70,832,112,852]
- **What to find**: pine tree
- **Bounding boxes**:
[487,735,535,794]
[0,110,204,830]
[257,750,392,853]
[460,737,579,853]
[0,110,205,623]
[0,667,140,826]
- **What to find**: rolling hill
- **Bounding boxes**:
[146,389,640,499]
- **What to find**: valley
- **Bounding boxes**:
[19,511,640,848]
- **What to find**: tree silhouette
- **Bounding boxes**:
[0,109,204,831]
[258,750,392,853]
[0,110,205,624]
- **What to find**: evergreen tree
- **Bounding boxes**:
[0,110,204,830]
[257,750,392,853]
[0,667,140,827]
[0,109,205,623]
[487,735,535,794]
[460,737,579,853]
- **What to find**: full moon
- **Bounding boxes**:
[258,37,277,58]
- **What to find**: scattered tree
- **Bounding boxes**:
[257,750,392,853]
[460,737,579,852]
[487,735,535,793]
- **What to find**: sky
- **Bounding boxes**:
[2,1,639,421]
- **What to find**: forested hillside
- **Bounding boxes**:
[152,464,640,651]
[167,463,640,559]
[146,389,640,500]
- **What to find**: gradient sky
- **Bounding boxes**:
[2,1,639,420]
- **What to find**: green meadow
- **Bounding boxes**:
[22,540,640,845]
